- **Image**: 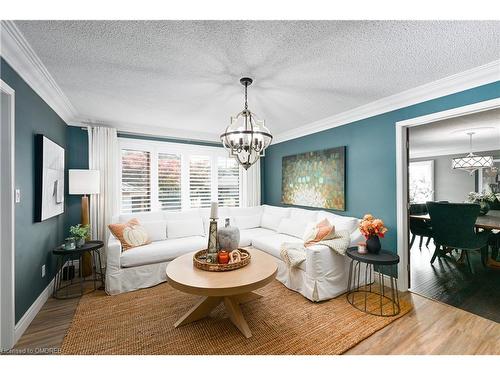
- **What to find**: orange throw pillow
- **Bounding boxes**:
[304,218,336,247]
[108,218,151,251]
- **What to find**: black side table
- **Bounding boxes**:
[52,240,104,299]
[346,247,400,317]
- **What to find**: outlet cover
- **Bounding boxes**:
[41,264,46,278]
[15,189,21,203]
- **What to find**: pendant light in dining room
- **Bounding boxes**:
[452,132,493,174]
[220,77,273,170]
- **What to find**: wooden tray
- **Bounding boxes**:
[193,249,251,272]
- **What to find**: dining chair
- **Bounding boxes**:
[426,202,490,273]
[409,203,433,250]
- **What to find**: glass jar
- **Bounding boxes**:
[64,237,76,250]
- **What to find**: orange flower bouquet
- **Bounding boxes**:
[359,214,388,254]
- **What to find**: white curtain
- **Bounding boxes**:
[241,159,261,207]
[88,126,119,263]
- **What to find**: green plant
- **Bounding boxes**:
[69,224,90,239]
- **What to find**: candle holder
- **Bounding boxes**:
[206,218,219,263]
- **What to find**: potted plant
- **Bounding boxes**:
[465,191,500,216]
[69,224,90,248]
[359,214,388,254]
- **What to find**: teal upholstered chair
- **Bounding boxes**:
[409,203,433,250]
[426,202,490,273]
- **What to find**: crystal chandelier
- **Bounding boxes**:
[220,77,272,170]
[452,132,493,174]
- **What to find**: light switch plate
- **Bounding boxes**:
[15,189,21,203]
[41,264,46,278]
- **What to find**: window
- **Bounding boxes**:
[189,155,212,208]
[158,153,182,211]
[218,157,240,207]
[121,149,151,213]
[119,140,242,213]
[409,160,434,204]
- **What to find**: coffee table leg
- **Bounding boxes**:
[234,292,263,304]
[224,297,252,338]
[174,296,222,328]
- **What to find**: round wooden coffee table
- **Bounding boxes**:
[166,248,277,338]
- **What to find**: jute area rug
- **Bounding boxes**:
[61,280,411,355]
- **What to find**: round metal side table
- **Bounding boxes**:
[52,240,104,299]
[346,247,400,317]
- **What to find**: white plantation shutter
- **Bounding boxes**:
[158,153,182,211]
[189,155,212,208]
[121,149,151,213]
[218,157,240,207]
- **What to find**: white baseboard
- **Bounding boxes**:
[14,277,55,344]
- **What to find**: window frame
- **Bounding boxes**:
[409,160,435,204]
[118,138,242,213]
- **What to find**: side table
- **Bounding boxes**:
[52,240,104,299]
[346,247,400,317]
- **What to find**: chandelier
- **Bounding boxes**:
[220,77,272,170]
[452,132,493,174]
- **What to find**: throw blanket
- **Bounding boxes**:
[280,230,351,268]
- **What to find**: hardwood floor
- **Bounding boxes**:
[9,285,500,355]
[410,238,500,323]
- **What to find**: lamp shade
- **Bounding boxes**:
[69,169,100,195]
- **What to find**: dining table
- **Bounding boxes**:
[410,210,500,269]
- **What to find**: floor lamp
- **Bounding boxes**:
[69,169,100,277]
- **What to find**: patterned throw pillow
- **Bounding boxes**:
[108,218,151,251]
[303,218,336,246]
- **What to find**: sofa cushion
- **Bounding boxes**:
[164,209,200,222]
[289,208,318,222]
[252,233,302,259]
[167,217,205,238]
[120,236,206,268]
[141,220,167,242]
[277,217,309,239]
[317,211,359,233]
[239,227,276,247]
[232,215,261,230]
[229,206,263,217]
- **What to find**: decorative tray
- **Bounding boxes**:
[193,249,251,272]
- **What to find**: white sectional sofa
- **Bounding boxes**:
[107,205,364,301]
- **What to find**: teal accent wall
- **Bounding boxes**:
[263,81,500,253]
[1,58,68,323]
[66,126,89,232]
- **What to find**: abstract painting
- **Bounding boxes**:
[282,146,345,210]
[35,134,65,222]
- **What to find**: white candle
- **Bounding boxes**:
[210,202,218,219]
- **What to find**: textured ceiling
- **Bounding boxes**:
[15,20,500,141]
[409,108,500,158]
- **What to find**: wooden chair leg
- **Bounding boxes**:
[425,237,431,248]
[430,244,440,264]
[464,251,474,274]
[419,236,423,250]
[409,234,416,249]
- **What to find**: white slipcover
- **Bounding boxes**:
[106,205,364,301]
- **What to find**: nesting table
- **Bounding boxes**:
[52,240,104,299]
[346,247,400,317]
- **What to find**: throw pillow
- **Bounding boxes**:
[303,218,336,246]
[108,218,151,251]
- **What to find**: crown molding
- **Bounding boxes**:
[69,118,220,144]
[0,20,78,123]
[274,60,500,144]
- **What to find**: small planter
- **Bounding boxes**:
[478,201,490,216]
[366,236,381,254]
[76,237,86,248]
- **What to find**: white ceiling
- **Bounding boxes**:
[409,108,500,158]
[14,20,500,142]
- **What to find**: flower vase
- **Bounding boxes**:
[366,235,381,254]
[478,201,490,216]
